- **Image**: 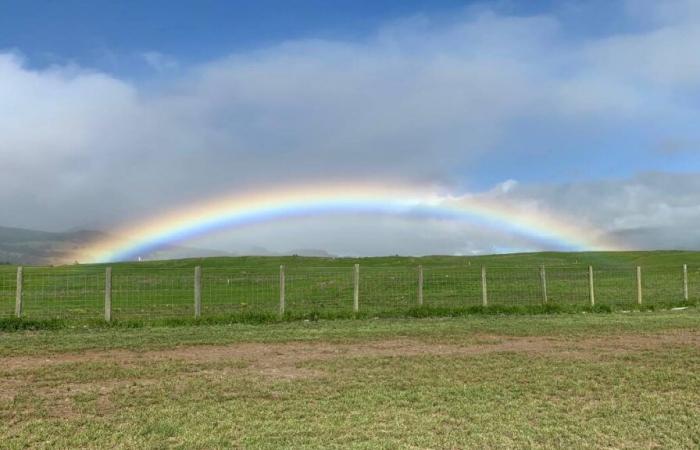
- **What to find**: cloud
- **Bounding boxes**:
[1,2,700,254]
[496,172,700,250]
[140,51,179,72]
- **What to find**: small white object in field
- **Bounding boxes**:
[671,306,688,311]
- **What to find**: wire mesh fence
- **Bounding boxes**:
[286,267,354,315]
[487,266,542,306]
[112,268,193,319]
[360,266,418,314]
[689,266,700,299]
[594,267,638,307]
[21,267,104,320]
[2,263,697,322]
[202,268,279,317]
[423,266,482,308]
[0,266,16,318]
[545,266,590,306]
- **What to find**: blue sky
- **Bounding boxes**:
[1,1,484,70]
[1,0,636,73]
[2,0,700,255]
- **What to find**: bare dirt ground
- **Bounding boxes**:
[3,331,699,375]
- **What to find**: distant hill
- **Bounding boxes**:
[0,225,336,265]
[75,250,700,271]
[0,225,234,265]
[0,225,106,265]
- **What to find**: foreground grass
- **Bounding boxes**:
[1,310,699,448]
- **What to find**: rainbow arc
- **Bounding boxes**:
[74,183,625,263]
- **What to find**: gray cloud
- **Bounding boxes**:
[496,172,700,250]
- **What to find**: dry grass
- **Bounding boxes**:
[1,310,699,448]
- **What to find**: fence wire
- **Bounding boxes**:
[594,267,638,306]
[545,266,589,305]
[486,267,542,306]
[360,267,418,314]
[286,267,354,315]
[112,268,193,319]
[643,266,684,306]
[203,268,278,317]
[1,264,696,322]
[0,267,16,318]
[423,266,481,307]
[687,266,700,300]
[22,267,103,320]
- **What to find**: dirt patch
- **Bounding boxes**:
[3,331,699,374]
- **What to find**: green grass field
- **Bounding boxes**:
[1,251,700,323]
[1,310,698,448]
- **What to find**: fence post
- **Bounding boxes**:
[588,266,595,307]
[279,265,285,317]
[540,265,548,304]
[353,264,360,313]
[104,267,112,322]
[481,266,488,307]
[683,264,688,301]
[194,266,202,319]
[636,266,642,305]
[15,266,23,318]
[417,265,424,306]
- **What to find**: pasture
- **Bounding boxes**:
[1,251,700,324]
[1,311,699,448]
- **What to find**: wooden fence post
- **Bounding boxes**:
[683,264,688,301]
[279,265,285,317]
[481,266,488,307]
[540,265,548,304]
[588,266,595,307]
[194,266,202,319]
[104,267,112,322]
[15,266,23,318]
[636,266,642,305]
[417,265,424,306]
[353,264,360,313]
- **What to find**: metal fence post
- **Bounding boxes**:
[15,266,23,318]
[481,266,488,307]
[353,264,360,313]
[194,266,202,319]
[588,266,595,307]
[540,265,548,304]
[636,266,642,305]
[417,265,424,306]
[683,264,689,301]
[104,267,112,322]
[279,265,285,317]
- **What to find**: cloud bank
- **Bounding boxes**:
[1,0,700,255]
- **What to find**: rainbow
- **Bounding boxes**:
[75,182,625,263]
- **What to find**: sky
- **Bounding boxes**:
[2,0,700,257]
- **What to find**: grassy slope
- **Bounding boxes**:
[69,249,700,269]
[1,249,696,269]
[3,250,700,323]
[1,310,698,448]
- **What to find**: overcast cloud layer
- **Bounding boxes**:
[2,0,700,255]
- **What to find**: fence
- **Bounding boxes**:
[0,264,697,322]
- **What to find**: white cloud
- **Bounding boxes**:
[140,51,179,72]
